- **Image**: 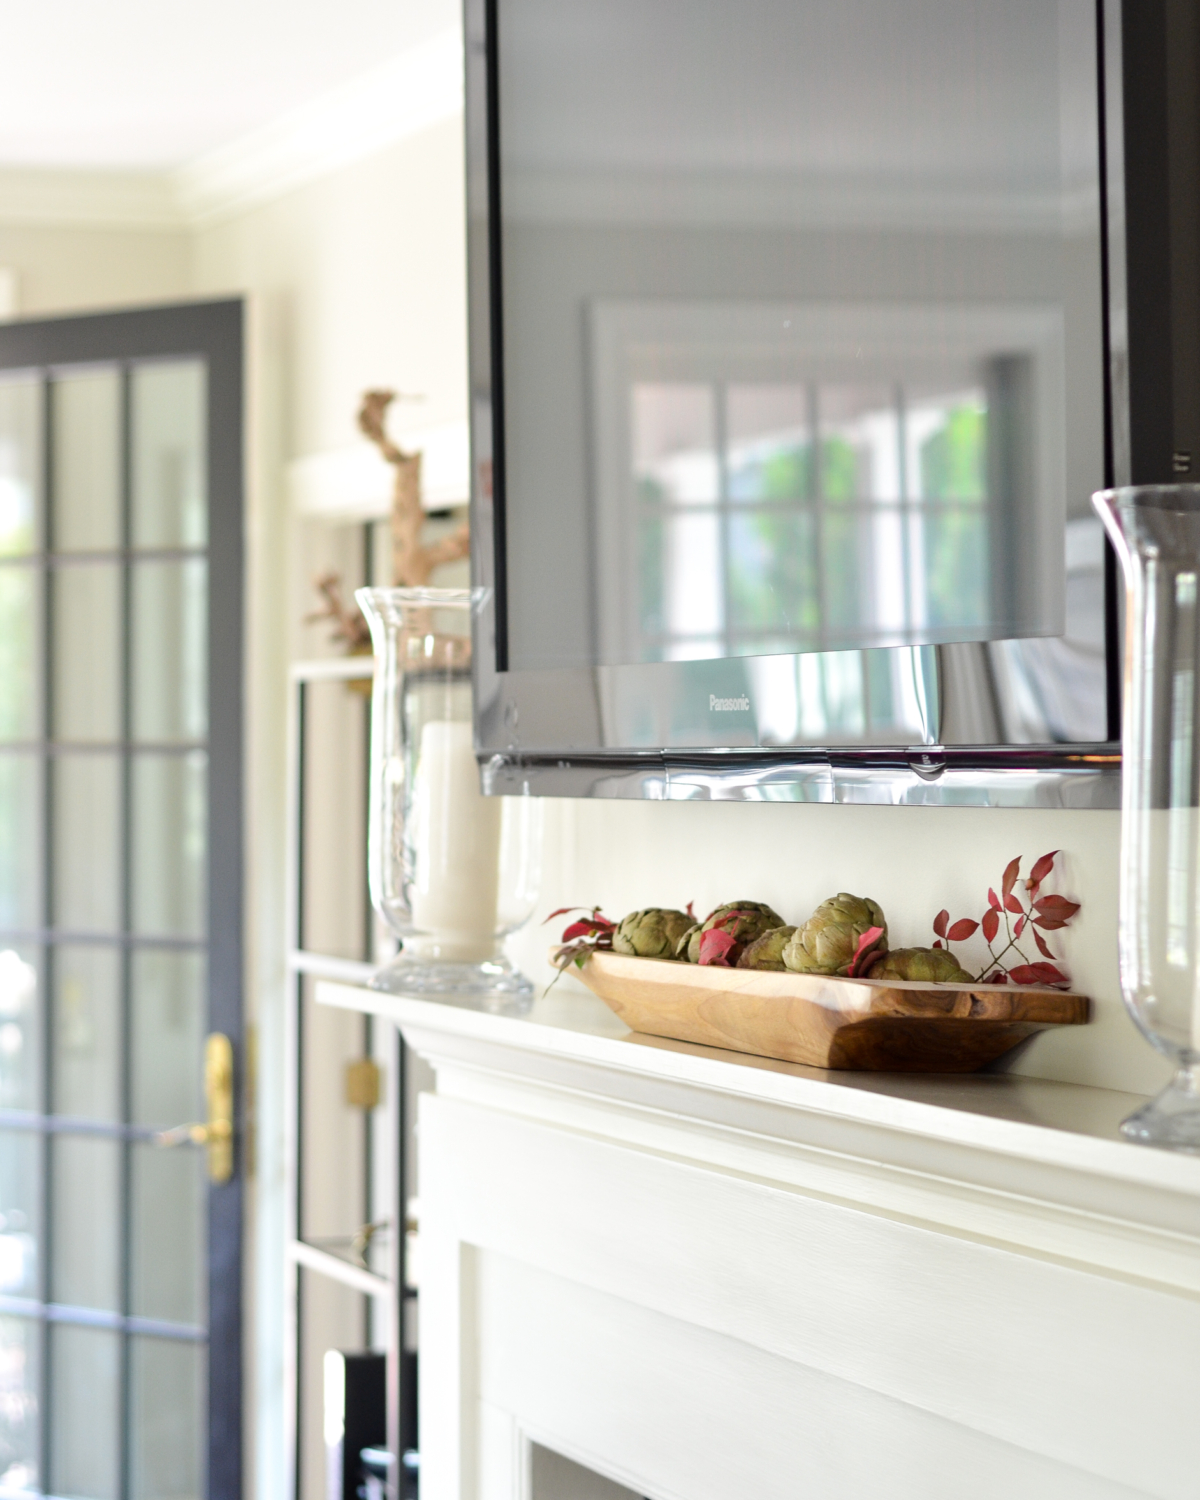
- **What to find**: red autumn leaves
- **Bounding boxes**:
[847,926,886,977]
[550,906,615,945]
[932,850,1080,986]
[697,917,738,965]
[544,905,617,977]
[696,908,760,966]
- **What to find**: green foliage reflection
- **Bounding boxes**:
[919,404,988,627]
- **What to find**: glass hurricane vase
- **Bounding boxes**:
[1095,485,1200,1149]
[356,586,541,1007]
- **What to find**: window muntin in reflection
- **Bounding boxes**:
[592,298,1068,673]
[630,376,993,663]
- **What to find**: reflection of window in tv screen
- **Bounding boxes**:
[492,0,1104,692]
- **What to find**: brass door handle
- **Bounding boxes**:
[153,1033,235,1184]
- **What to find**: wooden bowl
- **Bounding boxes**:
[571,951,1088,1072]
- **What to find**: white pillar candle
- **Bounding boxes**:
[410,719,502,954]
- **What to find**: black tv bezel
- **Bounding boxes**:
[465,0,1200,804]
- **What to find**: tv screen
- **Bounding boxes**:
[482,0,1106,742]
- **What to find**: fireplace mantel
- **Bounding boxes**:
[316,981,1200,1500]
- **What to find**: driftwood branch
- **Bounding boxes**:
[309,390,472,663]
[358,389,470,587]
[306,571,372,653]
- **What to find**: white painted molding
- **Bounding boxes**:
[507,165,1100,237]
[288,419,470,520]
[0,167,180,229]
[288,443,395,521]
[175,26,464,227]
[0,267,17,320]
[323,983,1200,1500]
[0,27,463,231]
[316,982,1200,1288]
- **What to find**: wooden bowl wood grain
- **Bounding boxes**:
[570,951,1088,1072]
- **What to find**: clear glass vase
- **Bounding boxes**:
[1094,485,1200,1149]
[356,586,541,1007]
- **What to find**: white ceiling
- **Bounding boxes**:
[0,0,456,169]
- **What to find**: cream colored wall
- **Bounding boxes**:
[0,221,189,315]
[193,120,467,452]
[192,116,469,659]
[189,116,470,1500]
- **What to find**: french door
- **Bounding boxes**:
[0,302,244,1500]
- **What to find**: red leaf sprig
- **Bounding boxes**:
[545,905,616,985]
[847,925,886,977]
[697,909,745,966]
[696,905,777,966]
[932,851,1080,987]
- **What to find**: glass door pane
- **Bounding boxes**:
[0,1315,40,1493]
[51,371,120,553]
[52,563,121,742]
[131,363,206,550]
[49,1324,120,1500]
[0,566,40,743]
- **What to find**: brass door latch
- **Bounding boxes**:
[345,1057,382,1110]
[154,1033,235,1184]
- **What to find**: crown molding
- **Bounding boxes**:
[506,166,1097,237]
[174,27,463,227]
[0,166,182,229]
[0,26,463,232]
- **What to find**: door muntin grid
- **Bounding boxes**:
[0,353,213,1500]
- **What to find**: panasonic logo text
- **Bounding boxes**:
[709,694,750,712]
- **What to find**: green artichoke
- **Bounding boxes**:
[612,907,696,959]
[782,893,888,976]
[736,925,797,971]
[682,901,786,964]
[674,923,700,960]
[865,946,972,983]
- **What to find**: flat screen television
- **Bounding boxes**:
[465,0,1200,805]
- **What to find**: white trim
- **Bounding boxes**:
[315,982,1200,1265]
[288,421,471,521]
[290,656,374,683]
[175,26,464,227]
[0,27,464,231]
[287,948,377,985]
[0,166,181,229]
[0,266,18,319]
[288,1238,392,1300]
[505,165,1100,237]
[386,987,1200,1500]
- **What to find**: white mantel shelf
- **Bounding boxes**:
[316,980,1200,1234]
[317,979,1200,1500]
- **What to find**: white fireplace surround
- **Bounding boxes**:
[316,982,1200,1500]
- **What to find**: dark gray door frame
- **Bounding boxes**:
[0,298,245,1500]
